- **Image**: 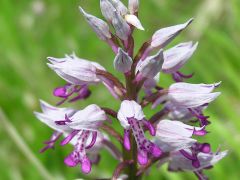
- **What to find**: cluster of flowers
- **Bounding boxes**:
[34,0,227,179]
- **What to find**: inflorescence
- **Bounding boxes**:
[34,0,227,179]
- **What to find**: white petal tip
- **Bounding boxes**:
[79,6,84,13]
[188,18,194,24]
[125,14,144,31]
[138,26,145,31]
[47,57,53,61]
[46,63,55,70]
[212,92,221,99]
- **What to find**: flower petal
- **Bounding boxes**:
[68,104,106,131]
[79,7,111,41]
[163,42,198,73]
[151,18,193,49]
[136,49,164,79]
[117,100,145,128]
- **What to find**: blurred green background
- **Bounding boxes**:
[0,0,240,179]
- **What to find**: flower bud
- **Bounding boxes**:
[111,0,128,16]
[112,10,131,40]
[100,0,130,40]
[114,48,133,73]
[79,7,111,41]
[128,0,139,14]
[100,0,116,22]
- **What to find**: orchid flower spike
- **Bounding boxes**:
[34,100,107,174]
[36,1,227,178]
[117,100,162,165]
[47,53,105,85]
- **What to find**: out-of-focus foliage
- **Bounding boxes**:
[0,0,239,179]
